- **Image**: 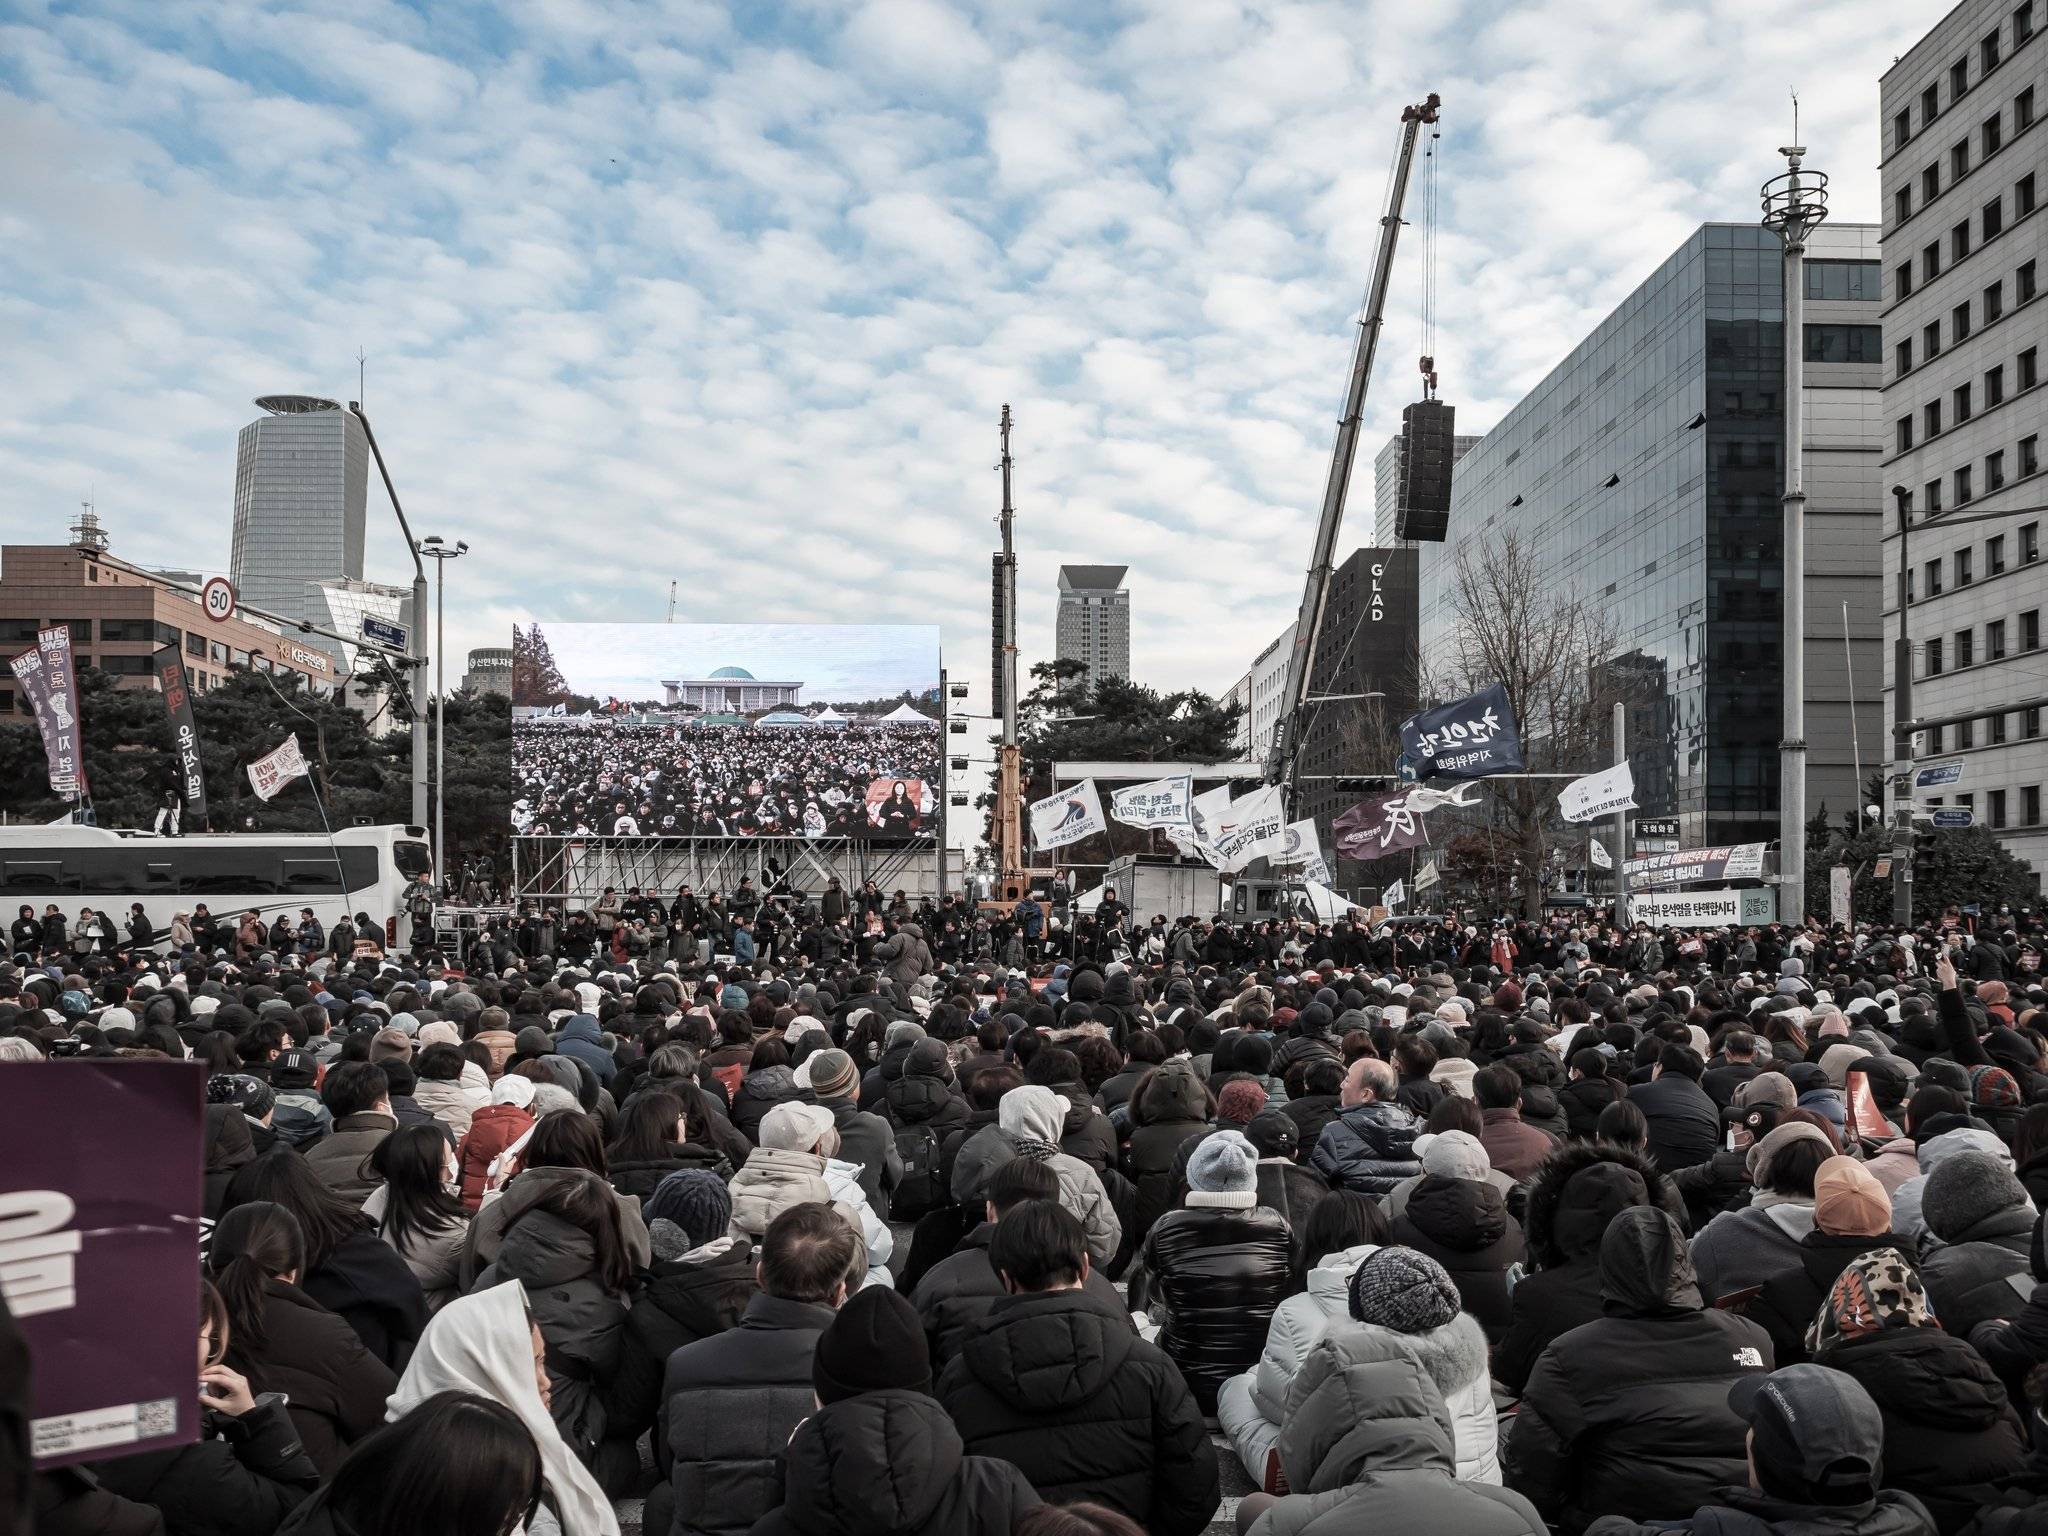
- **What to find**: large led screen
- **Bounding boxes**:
[512,622,943,842]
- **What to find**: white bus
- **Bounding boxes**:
[0,823,432,951]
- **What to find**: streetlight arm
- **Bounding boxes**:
[351,406,425,583]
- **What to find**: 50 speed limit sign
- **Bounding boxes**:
[201,576,237,622]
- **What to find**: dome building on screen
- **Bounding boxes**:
[661,665,803,713]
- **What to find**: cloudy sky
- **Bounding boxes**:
[3,0,1937,717]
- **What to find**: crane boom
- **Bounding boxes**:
[1267,93,1440,800]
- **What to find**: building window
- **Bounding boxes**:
[1899,416,1917,452]
[1994,714,2011,747]
[1987,280,2006,323]
[1959,627,1977,666]
[1954,300,1973,342]
[1803,323,1882,363]
[1992,789,2010,828]
[1954,57,1972,99]
[2024,436,2042,477]
[1989,363,2008,405]
[1898,262,1916,299]
[1990,449,2008,490]
[2025,524,2041,564]
[2026,610,2042,650]
[210,642,227,664]
[2030,706,2044,738]
[1956,220,1974,262]
[2023,175,2040,217]
[97,618,151,642]
[1928,558,1945,596]
[1986,113,2006,157]
[152,621,180,647]
[2022,86,2039,129]
[2022,4,2039,44]
[1925,320,1943,359]
[1956,381,1974,422]
[1991,534,2008,574]
[2022,347,2039,389]
[1955,143,1974,185]
[1804,260,1883,300]
[1925,84,1943,124]
[2027,786,2042,826]
[97,655,150,676]
[1962,720,1978,749]
[184,632,206,658]
[1985,30,2003,71]
[1991,617,2009,657]
[1959,463,1977,504]
[1928,636,1946,675]
[1896,109,1915,150]
[2021,260,2038,302]
[1929,724,1945,753]
[1925,240,1942,281]
[1928,477,1945,514]
[1895,187,1913,224]
[1899,339,1915,375]
[1927,401,1943,438]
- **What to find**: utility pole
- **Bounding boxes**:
[1613,700,1630,927]
[420,537,468,888]
[1762,108,1829,926]
[994,404,1024,900]
[350,405,430,837]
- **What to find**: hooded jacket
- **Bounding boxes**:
[1584,1488,1941,1535]
[606,1235,756,1451]
[221,1278,395,1478]
[1890,1127,2014,1246]
[1690,1196,1818,1306]
[729,1064,804,1144]
[1309,1100,1422,1197]
[1503,1207,1773,1535]
[1246,1329,1546,1536]
[1495,1142,1670,1396]
[1626,1073,1723,1172]
[1748,1231,1915,1367]
[456,1100,535,1210]
[909,1221,1130,1372]
[1391,1176,1526,1342]
[747,1389,1039,1536]
[950,1090,1122,1264]
[412,1075,485,1141]
[937,1287,1219,1536]
[460,1165,652,1288]
[1124,1063,1216,1236]
[607,1140,731,1202]
[475,1169,629,1464]
[871,922,935,987]
[1920,1202,2036,1341]
[302,1111,396,1205]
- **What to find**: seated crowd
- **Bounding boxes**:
[11,913,2048,1536]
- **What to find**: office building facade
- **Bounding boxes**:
[1225,620,1296,758]
[1373,431,1481,545]
[1418,221,1886,849]
[464,647,513,698]
[1056,565,1130,683]
[1880,0,2048,881]
[229,395,369,628]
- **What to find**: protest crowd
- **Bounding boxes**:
[17,888,2048,1536]
[511,723,939,840]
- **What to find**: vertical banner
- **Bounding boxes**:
[4,1060,204,1467]
[37,625,88,800]
[152,648,208,827]
[1384,878,1407,910]
[9,643,63,791]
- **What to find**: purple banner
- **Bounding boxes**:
[153,647,208,826]
[37,624,88,800]
[8,643,63,791]
[1332,786,1440,862]
[3,1060,203,1467]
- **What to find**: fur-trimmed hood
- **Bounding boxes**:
[1382,1309,1489,1400]
[1521,1139,1667,1270]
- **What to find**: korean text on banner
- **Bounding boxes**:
[152,648,208,824]
[1624,842,1770,890]
[37,625,89,799]
[247,734,311,801]
[1211,785,1289,873]
[1030,779,1107,851]
[1399,682,1525,781]
[1414,858,1440,890]
[1558,761,1638,824]
[1110,774,1193,829]
[3,1059,204,1467]
[9,643,64,794]
[1384,879,1407,910]
[1332,786,1439,860]
[1590,838,1613,871]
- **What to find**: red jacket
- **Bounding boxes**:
[456,1103,534,1210]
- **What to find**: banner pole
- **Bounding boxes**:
[1612,701,1629,928]
[301,752,353,923]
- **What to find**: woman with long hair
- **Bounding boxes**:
[207,1203,395,1475]
[460,1110,653,1286]
[362,1124,471,1310]
[276,1391,548,1536]
[603,1088,729,1200]
[228,1149,427,1367]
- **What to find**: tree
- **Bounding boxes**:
[1426,531,1622,917]
[511,623,569,708]
[1812,823,2037,923]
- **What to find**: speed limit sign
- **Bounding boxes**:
[201,576,237,623]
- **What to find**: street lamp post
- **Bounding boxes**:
[419,536,468,892]
[1763,131,1829,926]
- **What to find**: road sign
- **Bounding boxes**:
[1931,807,1975,829]
[200,576,236,622]
[360,615,409,651]
[1915,761,1965,788]
[1635,817,1680,838]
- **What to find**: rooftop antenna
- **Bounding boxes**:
[667,579,678,622]
[71,489,108,553]
[356,348,367,410]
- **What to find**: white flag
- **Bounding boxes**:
[1558,761,1638,824]
[1212,785,1290,873]
[1111,774,1193,828]
[1384,878,1407,910]
[1590,838,1613,870]
[1030,779,1108,851]
[247,734,310,801]
[1274,817,1324,869]
[1415,858,1440,890]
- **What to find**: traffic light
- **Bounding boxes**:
[1914,824,1937,862]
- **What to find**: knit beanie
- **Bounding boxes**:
[812,1285,931,1404]
[1812,1156,1891,1238]
[1217,1079,1269,1123]
[1926,1151,2029,1243]
[514,1025,553,1057]
[808,1049,859,1102]
[1746,1120,1833,1184]
[370,1026,413,1063]
[1186,1129,1258,1204]
[646,1169,732,1251]
[1348,1246,1461,1334]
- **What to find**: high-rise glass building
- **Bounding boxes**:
[1056,564,1131,683]
[1418,221,1885,848]
[229,395,368,627]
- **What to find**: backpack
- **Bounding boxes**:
[890,1124,948,1220]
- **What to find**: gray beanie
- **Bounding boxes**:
[1348,1246,1461,1334]
[1925,1151,2029,1243]
[1186,1129,1258,1204]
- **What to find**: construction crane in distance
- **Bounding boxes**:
[1265,92,1441,807]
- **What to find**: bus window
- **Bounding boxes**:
[182,850,281,897]
[395,840,432,880]
[0,859,73,895]
[282,858,344,894]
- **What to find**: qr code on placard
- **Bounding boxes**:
[137,1398,177,1437]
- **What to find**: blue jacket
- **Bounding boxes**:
[556,1014,617,1086]
[733,927,758,963]
[1310,1100,1422,1196]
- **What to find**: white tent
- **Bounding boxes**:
[810,706,850,725]
[879,701,936,724]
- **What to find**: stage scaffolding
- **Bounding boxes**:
[512,834,957,908]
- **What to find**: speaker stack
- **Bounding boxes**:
[1395,399,1457,542]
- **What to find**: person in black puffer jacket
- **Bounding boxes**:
[1309,1059,1422,1197]
[884,1039,971,1139]
[1504,1207,1774,1535]
[604,1089,732,1201]
[750,1289,1041,1536]
[1920,1152,2035,1341]
[1281,1056,1346,1151]
[1558,1049,1625,1140]
[1135,1130,1292,1413]
[1388,1130,1525,1342]
[603,1171,756,1462]
[937,1200,1219,1536]
[1811,1247,2030,1534]
[1495,1139,1671,1396]
[1121,1061,1214,1239]
[1748,1156,1911,1366]
[729,1039,807,1145]
[1970,1210,2048,1411]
